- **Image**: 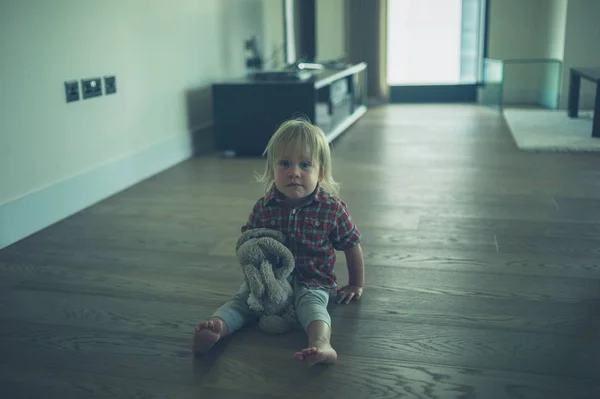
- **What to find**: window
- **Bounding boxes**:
[387,0,486,86]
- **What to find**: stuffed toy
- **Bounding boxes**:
[235,228,298,334]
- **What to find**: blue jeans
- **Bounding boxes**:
[212,277,332,333]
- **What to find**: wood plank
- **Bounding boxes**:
[0,259,243,305]
[0,363,205,399]
[1,321,598,399]
[0,288,220,339]
[496,234,600,256]
[418,215,600,240]
[227,321,600,380]
[358,226,497,252]
[1,271,593,340]
[203,344,600,399]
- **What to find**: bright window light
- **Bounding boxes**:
[387,0,464,85]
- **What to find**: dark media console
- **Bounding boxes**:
[211,62,367,157]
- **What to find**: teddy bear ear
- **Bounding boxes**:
[236,228,259,250]
[236,228,288,254]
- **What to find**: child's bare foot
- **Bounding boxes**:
[192,319,223,355]
[294,341,338,366]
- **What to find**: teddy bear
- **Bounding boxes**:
[235,227,298,334]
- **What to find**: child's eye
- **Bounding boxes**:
[300,161,312,169]
[279,160,290,167]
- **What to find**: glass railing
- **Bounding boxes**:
[501,59,562,109]
[478,58,504,111]
[478,58,563,111]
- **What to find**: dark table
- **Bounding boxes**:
[211,63,367,156]
[568,67,600,138]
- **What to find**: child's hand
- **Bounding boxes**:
[337,284,363,304]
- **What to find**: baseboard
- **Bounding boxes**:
[502,90,544,105]
[0,123,212,250]
[557,93,597,110]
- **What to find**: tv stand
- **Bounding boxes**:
[211,62,367,157]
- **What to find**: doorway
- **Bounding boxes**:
[386,0,488,102]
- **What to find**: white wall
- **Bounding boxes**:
[262,0,285,69]
[0,0,274,207]
[560,0,600,109]
[487,0,551,60]
[546,0,568,59]
[316,0,347,62]
[0,0,271,207]
[0,0,285,249]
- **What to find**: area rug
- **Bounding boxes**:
[503,108,600,152]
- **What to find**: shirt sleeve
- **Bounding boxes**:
[330,200,361,251]
[241,199,263,233]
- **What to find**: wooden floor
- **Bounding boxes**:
[2,104,600,398]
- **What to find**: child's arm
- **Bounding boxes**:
[330,200,364,304]
[344,244,364,287]
[338,244,364,304]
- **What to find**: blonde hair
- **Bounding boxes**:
[255,117,339,196]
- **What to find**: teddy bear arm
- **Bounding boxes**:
[242,263,264,297]
[257,240,295,281]
[271,253,289,280]
[273,253,294,280]
[260,260,286,303]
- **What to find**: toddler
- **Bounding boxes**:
[193,117,365,365]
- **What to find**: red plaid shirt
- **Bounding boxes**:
[241,185,361,290]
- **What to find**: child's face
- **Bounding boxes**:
[273,148,321,206]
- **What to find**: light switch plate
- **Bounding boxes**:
[104,75,116,95]
[64,80,80,102]
[81,77,102,99]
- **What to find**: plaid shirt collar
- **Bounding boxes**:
[263,183,326,206]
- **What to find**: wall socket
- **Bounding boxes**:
[81,77,102,99]
[64,80,80,102]
[104,75,116,94]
